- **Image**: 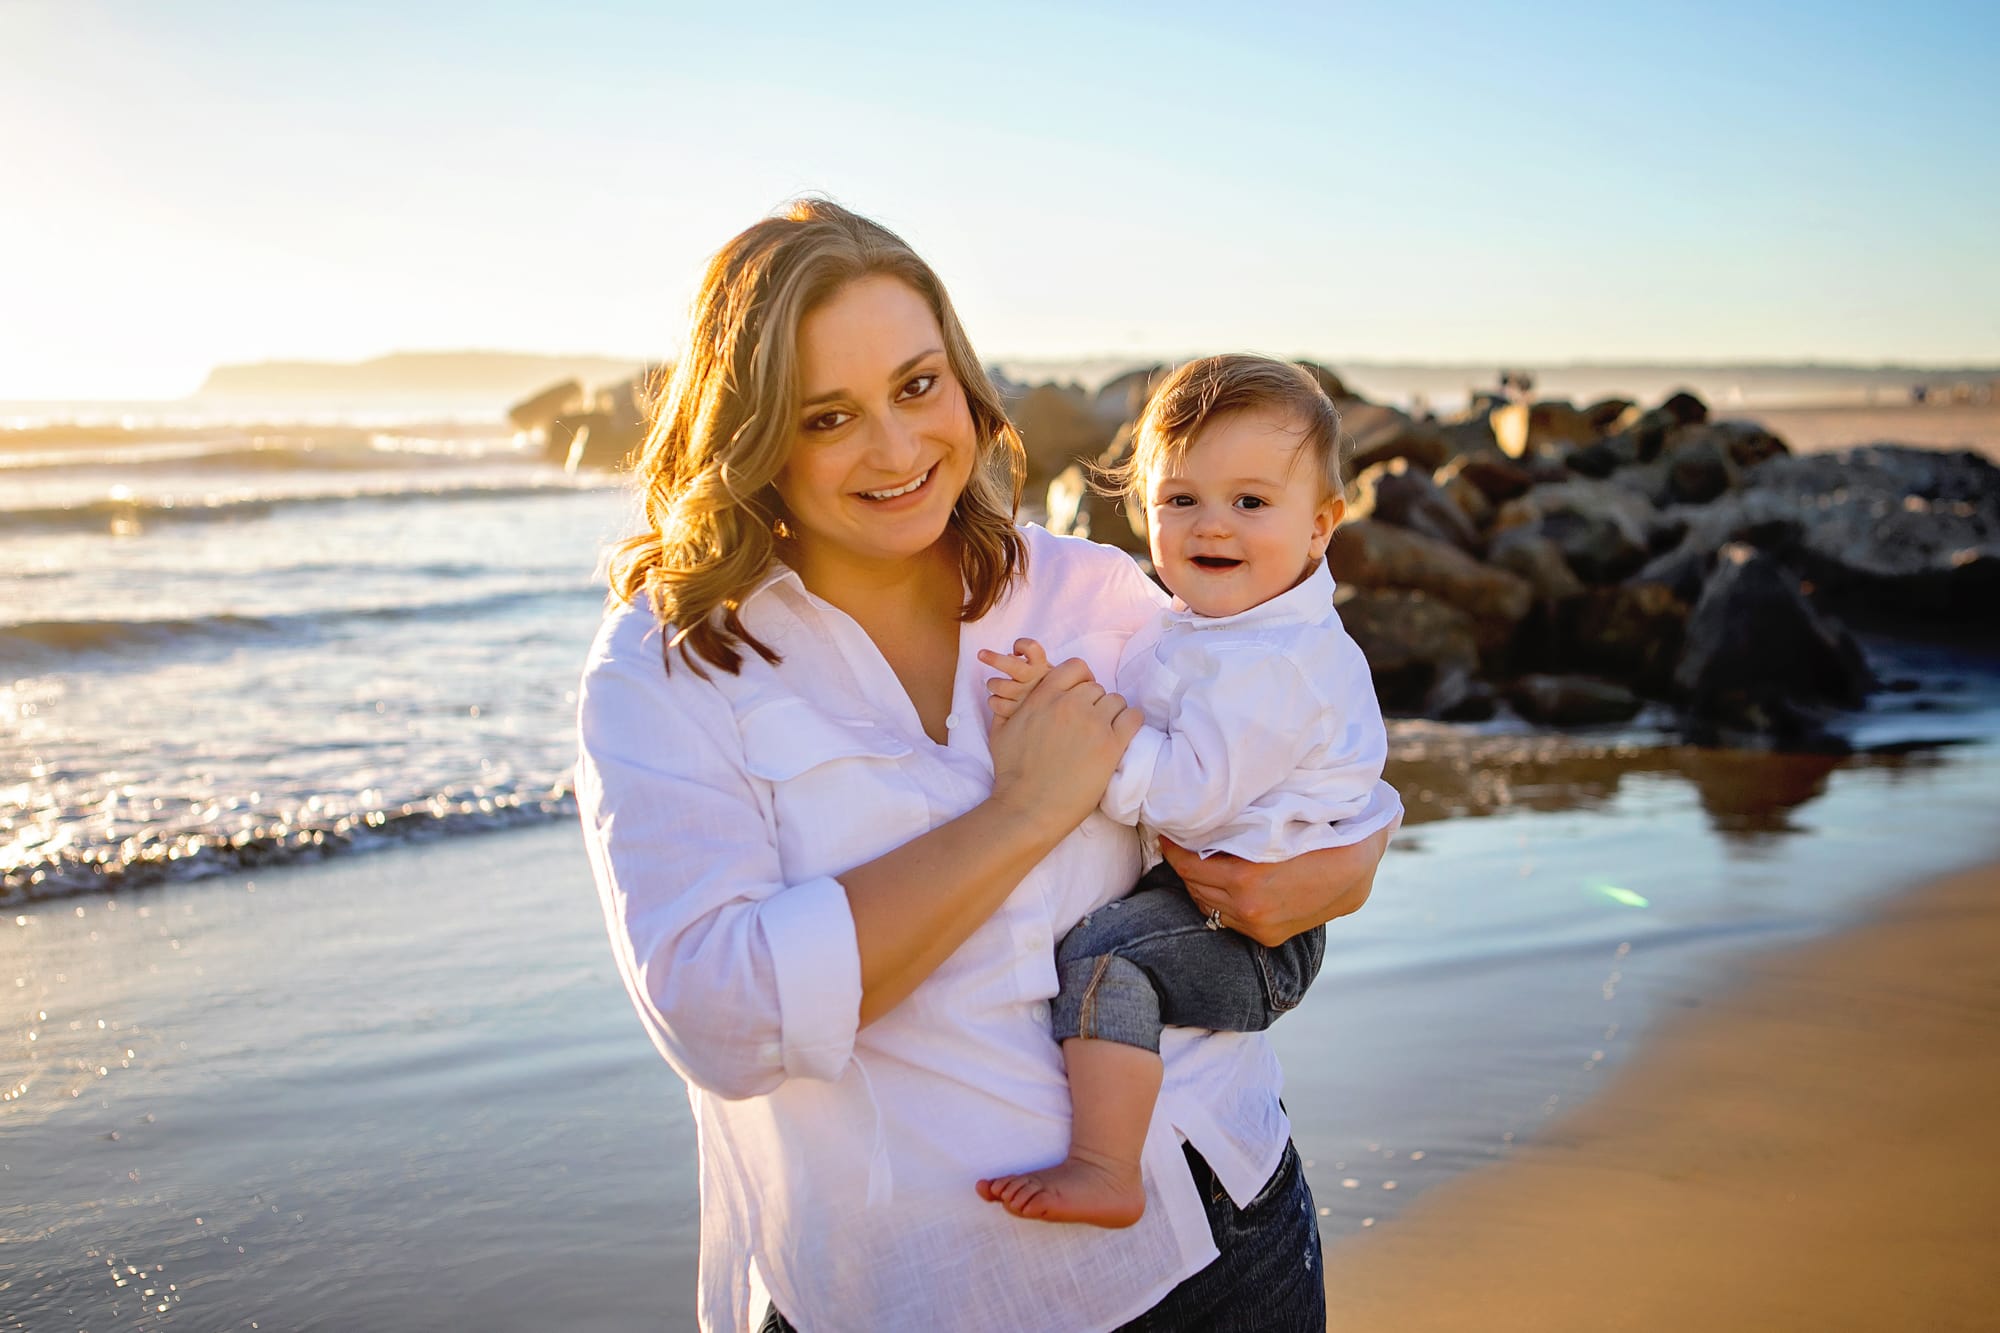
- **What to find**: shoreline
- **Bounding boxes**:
[1320,854,2000,1331]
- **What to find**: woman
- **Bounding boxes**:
[576,199,1394,1332]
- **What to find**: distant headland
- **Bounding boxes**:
[195,351,650,400]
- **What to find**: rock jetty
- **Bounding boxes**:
[510,360,1998,747]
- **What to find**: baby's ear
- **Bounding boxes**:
[1311,493,1345,558]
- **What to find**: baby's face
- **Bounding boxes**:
[1144,407,1342,618]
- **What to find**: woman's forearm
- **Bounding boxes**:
[842,793,1072,1027]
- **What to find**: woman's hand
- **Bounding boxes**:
[1159,823,1391,948]
[986,652,1142,842]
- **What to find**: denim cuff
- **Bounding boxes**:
[1051,952,1163,1052]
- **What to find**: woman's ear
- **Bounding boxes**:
[1309,494,1345,561]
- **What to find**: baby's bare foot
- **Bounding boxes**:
[976,1150,1145,1229]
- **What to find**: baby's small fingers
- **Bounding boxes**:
[989,696,1022,719]
[986,677,1029,700]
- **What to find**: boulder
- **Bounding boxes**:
[1096,365,1165,422]
[1437,454,1534,504]
[1439,469,1496,533]
[1006,382,1121,485]
[1342,403,1450,474]
[1325,520,1533,653]
[1674,543,1874,743]
[1582,397,1636,433]
[1510,674,1643,726]
[1488,527,1586,602]
[1675,445,2000,621]
[1490,401,1530,458]
[1526,400,1600,450]
[1333,587,1480,715]
[1493,478,1665,583]
[508,379,584,433]
[1296,360,1351,403]
[1664,430,1735,503]
[1704,419,1789,469]
[1349,459,1483,555]
[1045,462,1147,557]
[1563,582,1690,693]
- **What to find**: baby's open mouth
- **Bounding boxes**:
[1190,556,1243,571]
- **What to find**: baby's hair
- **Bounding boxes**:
[1097,354,1343,503]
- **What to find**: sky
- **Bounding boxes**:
[2,0,1997,400]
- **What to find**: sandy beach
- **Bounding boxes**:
[1322,856,2000,1332]
[1734,401,2000,462]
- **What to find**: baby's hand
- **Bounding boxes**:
[977,638,1056,722]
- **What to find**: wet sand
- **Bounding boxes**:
[1322,857,2000,1332]
[1733,401,2000,462]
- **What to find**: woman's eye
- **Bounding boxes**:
[897,373,938,401]
[805,410,851,432]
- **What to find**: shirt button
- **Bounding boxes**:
[945,713,961,729]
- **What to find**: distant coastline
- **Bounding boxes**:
[194,350,650,400]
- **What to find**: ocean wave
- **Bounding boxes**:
[0,584,601,666]
[0,481,616,533]
[2,784,578,904]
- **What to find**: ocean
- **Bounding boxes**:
[2,428,627,903]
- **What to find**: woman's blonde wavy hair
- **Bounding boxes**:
[609,199,1028,675]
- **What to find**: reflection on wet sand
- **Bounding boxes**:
[1384,724,1947,842]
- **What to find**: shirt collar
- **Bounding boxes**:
[1166,558,1337,630]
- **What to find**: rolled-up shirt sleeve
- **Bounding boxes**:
[575,632,862,1100]
[1100,650,1323,844]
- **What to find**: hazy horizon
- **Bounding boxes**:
[5,1,1996,400]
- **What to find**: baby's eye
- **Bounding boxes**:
[897,373,938,402]
[1160,494,1195,507]
[1235,495,1268,510]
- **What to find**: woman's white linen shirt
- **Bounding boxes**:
[576,526,1386,1333]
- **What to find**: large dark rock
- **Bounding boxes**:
[1563,582,1690,693]
[1349,459,1483,555]
[1096,365,1165,422]
[1488,527,1586,602]
[1664,430,1735,503]
[1437,453,1534,504]
[1343,403,1451,475]
[1296,360,1351,403]
[1006,382,1122,486]
[1334,587,1480,715]
[508,379,584,433]
[1493,479,1664,584]
[1325,520,1533,654]
[1674,543,1873,743]
[1674,445,2000,621]
[1510,674,1643,726]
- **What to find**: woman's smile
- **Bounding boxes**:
[857,462,938,503]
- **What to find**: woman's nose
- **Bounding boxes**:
[866,412,924,473]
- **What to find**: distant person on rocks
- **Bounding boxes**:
[976,355,1399,1229]
[576,200,1394,1333]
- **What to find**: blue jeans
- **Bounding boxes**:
[1052,861,1327,1053]
[757,1140,1325,1332]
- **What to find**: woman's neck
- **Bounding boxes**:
[786,536,962,627]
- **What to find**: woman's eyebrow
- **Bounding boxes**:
[800,349,942,410]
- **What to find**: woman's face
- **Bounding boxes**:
[774,274,978,581]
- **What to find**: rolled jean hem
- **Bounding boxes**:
[1052,952,1164,1052]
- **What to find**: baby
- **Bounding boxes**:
[976,354,1400,1228]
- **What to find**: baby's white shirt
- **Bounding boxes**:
[1100,560,1401,863]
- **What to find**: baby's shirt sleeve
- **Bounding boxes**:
[1099,646,1324,846]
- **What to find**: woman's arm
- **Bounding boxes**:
[843,656,1141,1026]
[1158,812,1394,948]
[581,633,1138,1099]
